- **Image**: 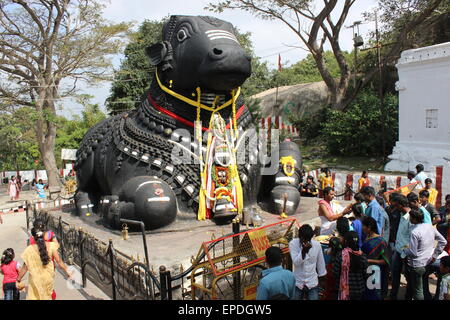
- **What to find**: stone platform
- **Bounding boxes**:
[41,196,336,273]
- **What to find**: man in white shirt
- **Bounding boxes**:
[403,209,447,300]
[412,164,428,189]
[289,224,327,300]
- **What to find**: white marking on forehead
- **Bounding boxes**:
[206,29,235,36]
[205,29,239,43]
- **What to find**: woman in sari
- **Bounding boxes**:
[8,176,18,201]
[361,216,390,300]
[332,231,368,300]
[16,223,72,300]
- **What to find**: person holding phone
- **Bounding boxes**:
[289,224,327,300]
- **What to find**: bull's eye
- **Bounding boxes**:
[177,29,188,42]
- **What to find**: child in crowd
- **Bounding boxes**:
[35,179,47,199]
[300,176,319,197]
[321,169,334,190]
[0,248,21,300]
[354,193,367,214]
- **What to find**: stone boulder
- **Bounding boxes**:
[250,81,331,119]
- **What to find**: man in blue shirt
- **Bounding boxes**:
[256,246,296,300]
[407,192,432,224]
[361,186,386,241]
[390,194,413,300]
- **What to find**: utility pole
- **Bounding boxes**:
[347,21,364,88]
[375,11,387,160]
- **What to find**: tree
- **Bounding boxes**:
[106,19,164,113]
[0,107,39,171]
[0,0,131,188]
[320,89,398,156]
[56,95,106,167]
[106,19,272,113]
[207,0,358,110]
[235,30,273,97]
[207,0,445,110]
[345,0,446,106]
[273,50,352,87]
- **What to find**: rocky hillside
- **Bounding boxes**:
[250,80,330,120]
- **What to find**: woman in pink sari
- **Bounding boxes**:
[8,176,18,201]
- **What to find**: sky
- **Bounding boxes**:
[60,0,378,118]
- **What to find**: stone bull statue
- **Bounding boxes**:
[74,15,302,230]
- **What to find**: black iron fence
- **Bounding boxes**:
[22,200,294,300]
[26,201,162,300]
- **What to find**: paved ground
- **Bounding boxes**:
[0,211,110,300]
[38,196,327,272]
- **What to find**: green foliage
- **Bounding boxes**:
[320,90,398,156]
[0,97,106,170]
[55,96,106,166]
[0,108,40,170]
[273,51,352,86]
[288,107,328,141]
[106,19,165,113]
[235,30,273,97]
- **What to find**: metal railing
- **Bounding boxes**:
[26,202,161,300]
[23,199,295,300]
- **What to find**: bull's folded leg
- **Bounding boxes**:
[74,190,97,217]
[101,176,178,230]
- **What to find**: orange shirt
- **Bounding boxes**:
[420,187,438,206]
[358,177,370,190]
[321,176,334,189]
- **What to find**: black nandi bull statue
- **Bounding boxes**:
[74,15,302,230]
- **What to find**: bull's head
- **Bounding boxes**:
[147,15,252,93]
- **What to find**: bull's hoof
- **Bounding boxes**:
[74,191,95,217]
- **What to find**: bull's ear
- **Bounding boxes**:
[146,43,167,66]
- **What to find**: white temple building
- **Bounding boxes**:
[385,42,450,172]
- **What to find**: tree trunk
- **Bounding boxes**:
[333,77,350,110]
[312,50,338,106]
[39,139,61,190]
[35,86,62,190]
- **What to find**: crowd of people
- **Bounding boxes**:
[4,175,49,201]
[257,163,450,300]
[2,164,449,301]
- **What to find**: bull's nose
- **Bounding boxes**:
[210,47,225,60]
[208,47,251,62]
